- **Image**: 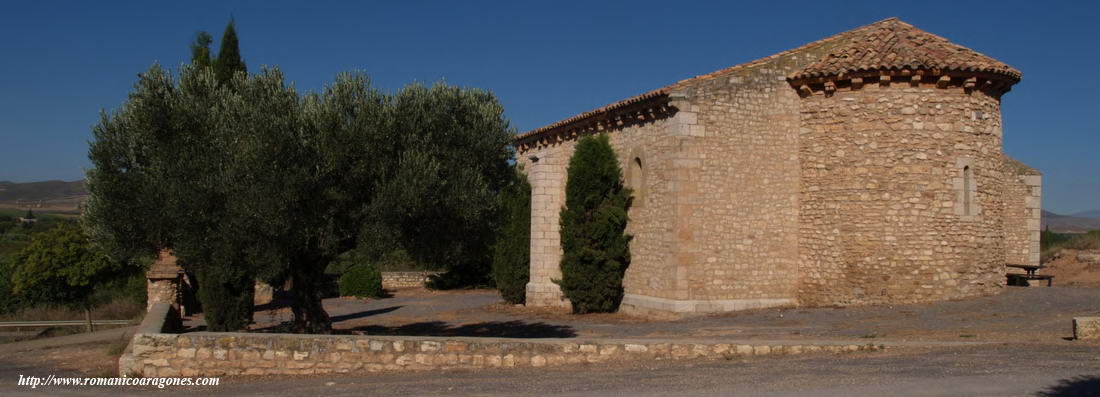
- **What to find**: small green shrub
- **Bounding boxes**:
[339,263,383,298]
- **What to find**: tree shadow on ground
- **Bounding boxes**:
[1035,375,1100,397]
[329,306,403,323]
[344,320,577,338]
[248,306,403,333]
[251,288,396,313]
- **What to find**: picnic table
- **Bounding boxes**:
[1006,264,1053,287]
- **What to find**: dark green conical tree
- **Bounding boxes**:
[491,167,531,304]
[214,19,246,85]
[558,134,632,314]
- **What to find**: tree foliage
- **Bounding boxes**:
[558,134,632,314]
[213,19,246,85]
[189,19,246,86]
[491,167,531,304]
[10,222,134,312]
[189,31,214,69]
[85,65,514,333]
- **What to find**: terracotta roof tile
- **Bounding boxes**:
[790,18,1020,81]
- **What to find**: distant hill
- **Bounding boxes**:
[0,180,86,202]
[1043,210,1100,233]
[1070,209,1100,219]
[0,180,86,212]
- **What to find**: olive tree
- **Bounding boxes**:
[86,65,514,333]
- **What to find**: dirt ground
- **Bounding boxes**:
[1042,249,1100,287]
[3,339,1098,396]
[212,285,1100,345]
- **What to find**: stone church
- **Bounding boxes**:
[513,18,1042,318]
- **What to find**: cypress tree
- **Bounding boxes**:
[491,167,531,304]
[558,134,632,313]
[213,19,247,85]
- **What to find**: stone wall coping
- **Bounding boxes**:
[154,330,976,349]
[137,303,169,334]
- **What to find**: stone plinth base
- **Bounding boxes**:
[254,281,274,306]
[525,282,571,309]
[619,293,796,319]
[1073,317,1100,340]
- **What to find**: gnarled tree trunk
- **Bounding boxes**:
[289,263,332,334]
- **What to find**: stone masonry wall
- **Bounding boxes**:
[123,332,883,377]
[518,116,680,308]
[618,40,853,316]
[381,271,440,289]
[799,84,1007,306]
[660,53,814,306]
[146,279,178,311]
[1002,170,1042,267]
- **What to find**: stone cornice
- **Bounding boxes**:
[514,93,674,154]
[788,68,1019,99]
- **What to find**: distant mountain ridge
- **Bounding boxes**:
[1043,210,1100,233]
[0,179,1097,232]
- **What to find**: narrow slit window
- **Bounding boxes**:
[962,165,973,216]
[630,157,645,207]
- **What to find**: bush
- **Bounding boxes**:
[491,168,531,304]
[339,263,383,298]
[1041,228,1100,263]
[194,269,255,332]
[558,134,632,314]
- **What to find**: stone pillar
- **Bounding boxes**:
[525,144,571,308]
[146,249,183,311]
[1023,174,1042,266]
[254,281,274,306]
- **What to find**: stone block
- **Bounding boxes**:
[1074,317,1100,340]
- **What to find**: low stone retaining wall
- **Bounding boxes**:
[381,271,439,289]
[120,302,884,377]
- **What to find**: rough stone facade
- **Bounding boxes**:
[515,18,1039,317]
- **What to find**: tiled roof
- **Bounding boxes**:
[790,18,1020,81]
[514,89,669,142]
[518,18,1019,142]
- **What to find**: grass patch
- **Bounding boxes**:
[1041,230,1100,263]
[959,333,977,338]
[860,332,882,339]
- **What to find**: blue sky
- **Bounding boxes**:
[1,1,1097,214]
